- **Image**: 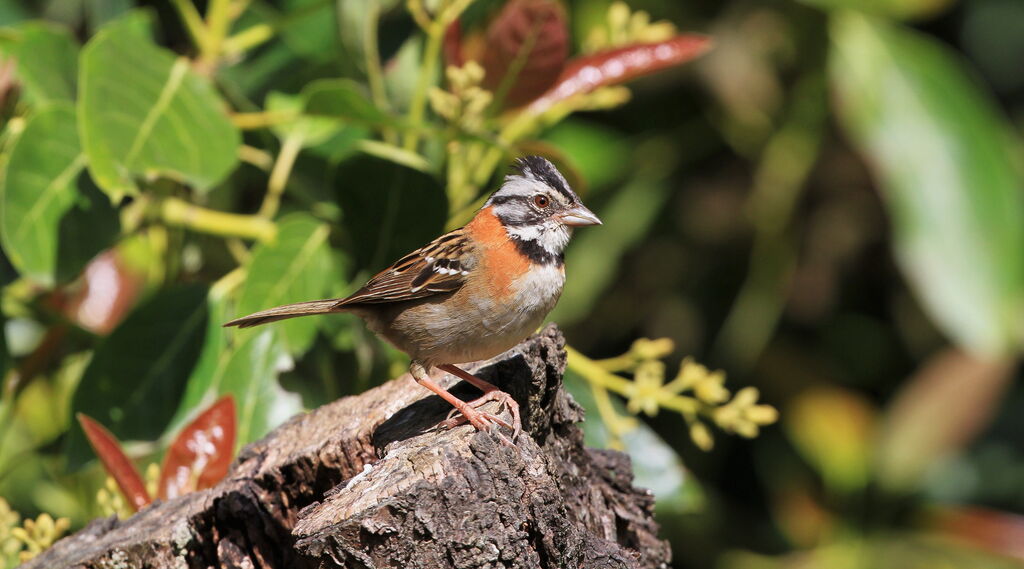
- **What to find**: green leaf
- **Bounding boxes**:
[78,12,240,201]
[236,213,334,356]
[277,0,337,61]
[0,307,7,377]
[383,35,422,113]
[801,0,955,20]
[84,0,132,31]
[0,103,85,287]
[266,91,345,146]
[830,13,1024,356]
[0,1,27,26]
[302,78,396,126]
[334,155,447,272]
[67,284,209,470]
[216,329,302,447]
[0,22,78,105]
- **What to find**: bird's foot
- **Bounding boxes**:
[441,391,521,445]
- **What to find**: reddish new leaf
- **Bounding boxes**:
[527,34,713,114]
[65,250,145,335]
[479,0,569,108]
[159,396,236,500]
[929,506,1024,560]
[443,20,464,67]
[76,413,151,512]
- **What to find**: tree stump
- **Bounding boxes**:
[25,325,671,569]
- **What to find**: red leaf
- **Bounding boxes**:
[444,20,464,67]
[64,250,145,335]
[527,34,713,114]
[929,506,1024,560]
[76,414,151,512]
[479,0,569,108]
[159,396,237,500]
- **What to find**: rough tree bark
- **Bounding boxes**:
[26,325,671,569]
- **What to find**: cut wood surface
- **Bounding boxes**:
[26,325,671,568]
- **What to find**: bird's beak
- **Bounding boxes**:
[558,205,602,227]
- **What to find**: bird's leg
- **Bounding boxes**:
[437,363,522,443]
[409,362,514,446]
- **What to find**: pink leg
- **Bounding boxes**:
[437,364,522,443]
[409,363,515,446]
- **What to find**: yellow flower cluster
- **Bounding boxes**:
[0,498,70,566]
[584,1,678,53]
[0,499,21,567]
[430,61,499,214]
[567,338,779,451]
[96,477,132,520]
[713,387,779,438]
[428,62,493,133]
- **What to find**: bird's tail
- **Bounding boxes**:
[223,299,345,328]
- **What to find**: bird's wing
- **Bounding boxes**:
[338,227,475,305]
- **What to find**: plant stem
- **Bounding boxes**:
[403,21,443,151]
[231,110,299,130]
[357,139,432,173]
[226,238,252,263]
[211,266,247,299]
[238,145,274,170]
[203,0,235,64]
[223,23,274,55]
[363,0,397,144]
[171,0,210,54]
[259,133,304,219]
[160,197,276,241]
[565,344,634,394]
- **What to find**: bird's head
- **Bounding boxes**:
[485,156,601,263]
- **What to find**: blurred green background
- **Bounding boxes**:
[1,0,1023,567]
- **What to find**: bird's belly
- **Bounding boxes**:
[372,264,565,366]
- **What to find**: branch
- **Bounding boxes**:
[25,325,670,569]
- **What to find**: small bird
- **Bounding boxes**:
[225,156,600,443]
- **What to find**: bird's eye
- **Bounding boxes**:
[533,194,550,208]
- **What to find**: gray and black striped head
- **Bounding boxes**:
[484,156,601,264]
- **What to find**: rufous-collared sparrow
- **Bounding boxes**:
[225,156,601,444]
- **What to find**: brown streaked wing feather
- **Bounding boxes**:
[338,228,475,305]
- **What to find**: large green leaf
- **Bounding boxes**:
[277,0,337,61]
[235,213,334,356]
[830,12,1024,356]
[266,91,345,146]
[216,329,302,447]
[84,0,132,30]
[302,78,396,126]
[266,90,367,162]
[0,22,78,105]
[801,0,955,20]
[78,13,240,201]
[66,284,209,470]
[0,1,27,26]
[0,104,85,286]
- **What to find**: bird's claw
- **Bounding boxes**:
[441,390,521,445]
